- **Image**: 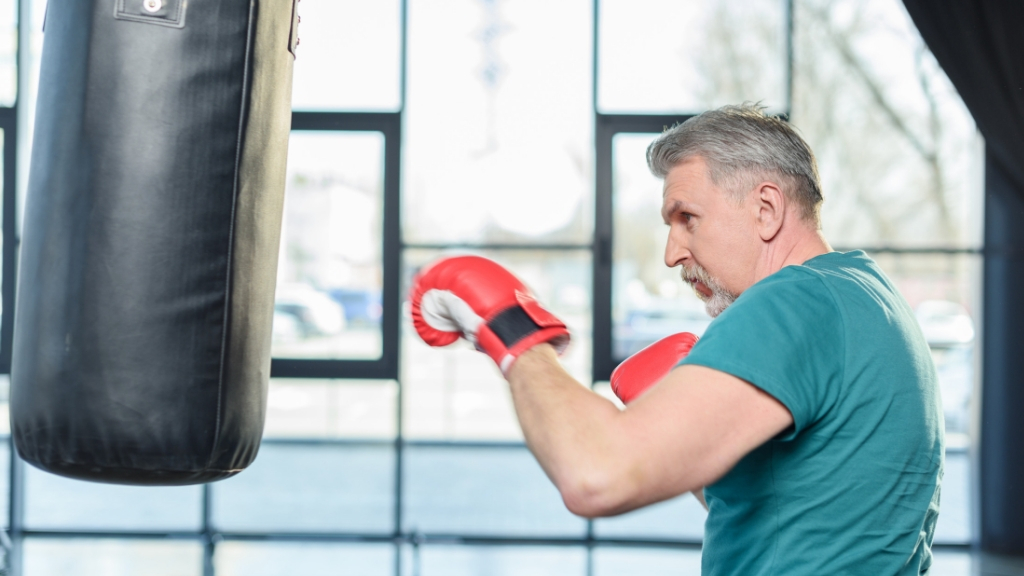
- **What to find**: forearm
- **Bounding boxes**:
[506,344,635,516]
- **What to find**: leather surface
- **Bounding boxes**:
[11,0,295,485]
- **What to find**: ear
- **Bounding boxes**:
[753,181,785,242]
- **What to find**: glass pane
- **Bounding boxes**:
[402,445,586,536]
[598,0,787,114]
[592,547,702,576]
[23,538,202,576]
[211,443,394,533]
[0,0,13,105]
[919,551,1024,576]
[935,450,970,544]
[612,133,712,361]
[593,493,706,540]
[23,466,202,531]
[216,542,393,576]
[410,545,586,576]
[291,0,401,112]
[264,379,397,439]
[274,131,384,360]
[403,249,592,440]
[928,552,972,576]
[793,0,983,249]
[0,441,8,529]
[404,0,593,245]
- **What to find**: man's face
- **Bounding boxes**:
[661,156,761,317]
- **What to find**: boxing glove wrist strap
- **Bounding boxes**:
[477,294,569,373]
[488,305,547,348]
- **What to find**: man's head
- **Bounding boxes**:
[648,103,823,224]
[648,104,824,316]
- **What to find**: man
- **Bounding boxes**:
[410,104,943,575]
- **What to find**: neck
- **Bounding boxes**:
[752,227,832,284]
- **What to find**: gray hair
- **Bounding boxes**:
[646,103,823,224]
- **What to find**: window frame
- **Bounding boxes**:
[269,111,403,381]
[0,0,982,574]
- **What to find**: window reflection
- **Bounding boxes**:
[0,0,14,105]
[273,132,385,360]
[403,0,593,245]
[23,539,203,576]
[598,0,788,114]
[403,249,591,440]
[792,0,983,249]
[412,546,587,576]
[24,469,202,531]
[290,0,402,112]
[264,379,397,439]
[611,133,711,360]
[216,542,393,576]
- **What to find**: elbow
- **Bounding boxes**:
[556,464,704,518]
[557,469,632,518]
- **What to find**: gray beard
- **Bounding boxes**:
[681,265,738,318]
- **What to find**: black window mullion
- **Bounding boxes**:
[0,108,17,374]
[592,114,692,383]
[202,484,214,576]
[592,116,614,383]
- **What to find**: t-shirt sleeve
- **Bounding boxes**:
[678,270,844,439]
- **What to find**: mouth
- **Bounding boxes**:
[692,280,713,298]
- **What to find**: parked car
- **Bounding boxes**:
[327,288,382,328]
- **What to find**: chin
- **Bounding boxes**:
[702,291,736,318]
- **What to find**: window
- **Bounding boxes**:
[0,0,981,573]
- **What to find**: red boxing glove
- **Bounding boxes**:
[610,332,699,404]
[409,256,570,374]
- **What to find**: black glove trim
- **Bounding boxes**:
[488,305,543,348]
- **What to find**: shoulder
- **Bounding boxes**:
[723,264,840,325]
[693,262,845,359]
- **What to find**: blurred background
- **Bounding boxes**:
[0,0,1001,574]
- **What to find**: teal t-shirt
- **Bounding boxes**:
[679,250,944,576]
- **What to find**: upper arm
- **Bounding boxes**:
[610,363,793,511]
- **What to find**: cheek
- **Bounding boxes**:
[701,221,756,284]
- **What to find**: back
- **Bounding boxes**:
[680,250,944,575]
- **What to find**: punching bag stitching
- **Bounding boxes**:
[210,0,259,469]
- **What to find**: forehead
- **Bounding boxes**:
[660,157,714,218]
[661,156,713,197]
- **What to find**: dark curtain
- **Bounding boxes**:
[902,0,1024,555]
[902,0,1024,192]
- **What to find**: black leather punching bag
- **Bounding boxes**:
[10,0,297,485]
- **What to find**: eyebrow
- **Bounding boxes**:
[662,199,683,225]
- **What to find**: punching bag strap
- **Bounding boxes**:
[288,0,300,58]
[114,0,187,29]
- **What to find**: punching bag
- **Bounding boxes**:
[10,0,298,485]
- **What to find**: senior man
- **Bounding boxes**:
[410,104,943,575]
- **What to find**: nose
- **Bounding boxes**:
[664,226,690,268]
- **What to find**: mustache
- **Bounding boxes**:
[679,263,737,317]
[680,264,715,286]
